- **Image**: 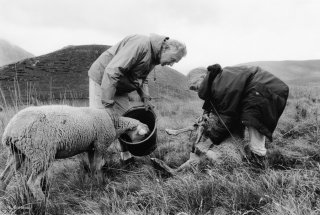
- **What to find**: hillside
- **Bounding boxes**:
[238,60,320,86]
[0,39,34,67]
[147,66,195,101]
[0,45,193,105]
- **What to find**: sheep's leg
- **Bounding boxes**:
[27,171,46,201]
[0,154,14,181]
[0,154,15,193]
[89,152,105,183]
[82,150,93,173]
[79,150,93,182]
[26,154,50,201]
[151,152,201,175]
[0,152,25,193]
[176,152,201,172]
[151,158,176,176]
[40,174,49,194]
[87,149,95,173]
[165,125,195,136]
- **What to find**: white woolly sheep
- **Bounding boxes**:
[0,105,149,201]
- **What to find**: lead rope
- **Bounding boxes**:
[153,67,157,81]
[153,67,158,101]
[209,101,250,161]
[209,101,237,142]
[191,124,205,153]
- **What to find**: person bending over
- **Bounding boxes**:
[88,34,187,163]
[188,64,289,167]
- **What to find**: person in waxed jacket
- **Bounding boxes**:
[188,64,289,166]
[88,34,187,163]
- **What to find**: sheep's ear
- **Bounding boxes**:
[129,125,138,131]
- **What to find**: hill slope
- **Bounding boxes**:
[0,39,34,67]
[238,60,320,86]
[0,45,192,105]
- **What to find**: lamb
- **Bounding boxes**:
[152,118,245,175]
[0,105,149,201]
[153,138,245,176]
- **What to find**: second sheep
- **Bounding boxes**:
[0,105,149,201]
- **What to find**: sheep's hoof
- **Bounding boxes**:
[150,158,175,176]
[165,129,178,135]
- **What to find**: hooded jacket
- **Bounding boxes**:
[198,65,289,142]
[88,34,168,106]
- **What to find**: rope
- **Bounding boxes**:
[209,101,238,142]
[153,67,157,81]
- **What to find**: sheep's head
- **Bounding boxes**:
[126,123,150,143]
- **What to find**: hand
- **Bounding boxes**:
[197,113,209,124]
[202,113,210,122]
[143,96,155,110]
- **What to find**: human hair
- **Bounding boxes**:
[163,39,187,60]
[207,64,222,73]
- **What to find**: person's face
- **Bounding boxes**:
[160,49,181,66]
[189,75,205,91]
[188,70,207,92]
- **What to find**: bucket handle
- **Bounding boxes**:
[123,105,156,116]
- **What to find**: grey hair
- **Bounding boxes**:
[163,39,187,60]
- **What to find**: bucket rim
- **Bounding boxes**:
[119,106,157,145]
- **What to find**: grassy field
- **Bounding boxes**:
[0,86,319,215]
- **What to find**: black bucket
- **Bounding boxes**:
[119,106,157,156]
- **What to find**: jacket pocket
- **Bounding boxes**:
[251,83,280,130]
[253,83,272,99]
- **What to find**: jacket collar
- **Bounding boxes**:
[149,34,169,64]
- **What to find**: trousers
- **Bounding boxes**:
[89,78,130,115]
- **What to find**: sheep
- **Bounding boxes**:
[0,105,149,201]
[152,117,246,175]
[152,137,245,176]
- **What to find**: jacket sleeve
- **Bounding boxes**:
[101,69,122,107]
[205,115,234,146]
[198,65,222,100]
[198,72,211,100]
[202,100,212,114]
[136,79,150,101]
[101,41,147,106]
[198,68,221,113]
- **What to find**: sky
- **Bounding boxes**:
[0,0,319,75]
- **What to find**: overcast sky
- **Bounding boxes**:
[0,0,319,74]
